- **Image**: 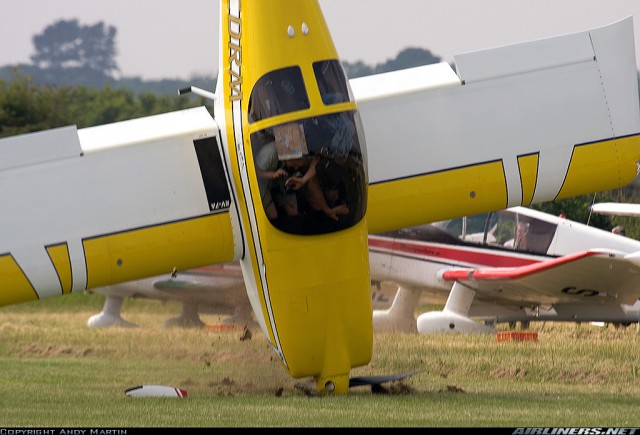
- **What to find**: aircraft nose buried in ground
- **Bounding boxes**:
[217,0,372,394]
[0,0,639,394]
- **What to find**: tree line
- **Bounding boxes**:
[0,74,205,136]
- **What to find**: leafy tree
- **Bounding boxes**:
[0,73,60,135]
[30,19,118,76]
[0,73,203,137]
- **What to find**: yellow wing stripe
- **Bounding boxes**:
[46,243,72,295]
[0,254,38,305]
[84,213,235,289]
[367,161,508,234]
[517,153,539,206]
[558,135,640,200]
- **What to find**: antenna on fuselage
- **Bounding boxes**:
[178,86,217,102]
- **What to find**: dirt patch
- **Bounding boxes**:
[20,343,94,358]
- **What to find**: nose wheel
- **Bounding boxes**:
[320,381,335,394]
[316,374,349,394]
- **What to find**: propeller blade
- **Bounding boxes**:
[349,369,422,388]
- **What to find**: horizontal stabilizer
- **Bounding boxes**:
[591,202,640,217]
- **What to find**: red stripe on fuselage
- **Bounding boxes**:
[367,236,543,268]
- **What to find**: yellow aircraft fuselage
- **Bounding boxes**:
[216,0,372,393]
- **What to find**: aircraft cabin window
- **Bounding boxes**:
[248,67,310,123]
[497,213,557,255]
[445,214,498,244]
[313,60,351,105]
[379,210,558,256]
[249,65,367,237]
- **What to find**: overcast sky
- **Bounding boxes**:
[1,0,639,80]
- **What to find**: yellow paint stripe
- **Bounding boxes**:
[367,161,508,234]
[46,243,72,295]
[517,153,539,206]
[0,254,38,306]
[84,213,235,289]
[558,135,640,200]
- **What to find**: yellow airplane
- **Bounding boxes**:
[1,1,640,394]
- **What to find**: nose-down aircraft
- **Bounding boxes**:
[1,1,640,394]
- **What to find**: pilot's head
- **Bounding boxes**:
[612,225,626,236]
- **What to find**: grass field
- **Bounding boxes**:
[1,292,640,427]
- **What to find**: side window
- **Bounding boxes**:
[524,219,557,254]
[500,214,557,254]
[313,60,351,105]
[248,67,310,123]
[193,137,231,212]
[446,214,494,244]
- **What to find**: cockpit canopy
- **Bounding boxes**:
[388,208,558,256]
[249,60,367,236]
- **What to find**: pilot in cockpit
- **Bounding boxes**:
[504,222,528,250]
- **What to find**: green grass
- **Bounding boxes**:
[1,293,640,427]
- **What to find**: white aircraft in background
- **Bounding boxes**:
[1,1,640,394]
[87,263,252,329]
[370,206,640,334]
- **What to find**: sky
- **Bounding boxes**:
[1,0,639,80]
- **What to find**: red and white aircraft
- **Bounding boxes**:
[370,206,640,334]
[1,1,639,393]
